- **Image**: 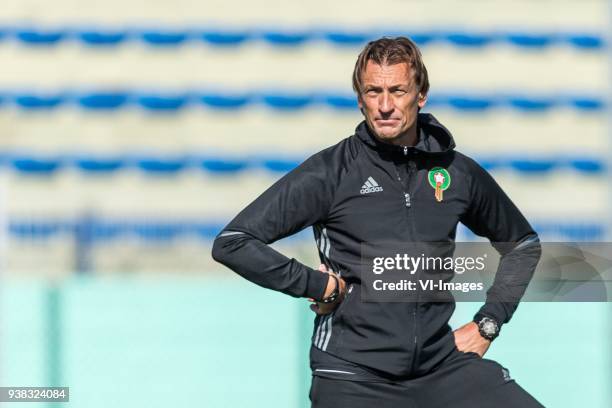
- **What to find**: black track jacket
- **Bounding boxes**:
[212,113,541,378]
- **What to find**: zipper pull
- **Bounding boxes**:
[405,193,411,207]
[403,146,408,156]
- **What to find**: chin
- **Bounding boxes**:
[375,128,401,140]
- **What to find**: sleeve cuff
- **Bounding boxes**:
[305,267,329,301]
[473,307,506,328]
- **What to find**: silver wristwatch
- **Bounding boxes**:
[477,317,499,341]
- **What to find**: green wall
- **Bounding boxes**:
[1,276,610,407]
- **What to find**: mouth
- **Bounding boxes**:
[375,119,400,126]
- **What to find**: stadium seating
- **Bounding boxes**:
[0,2,607,272]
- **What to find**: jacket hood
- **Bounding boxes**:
[355,112,456,155]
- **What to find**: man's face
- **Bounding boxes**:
[358,61,427,143]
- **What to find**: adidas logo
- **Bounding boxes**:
[360,176,383,194]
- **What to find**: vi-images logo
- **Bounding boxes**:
[360,176,383,195]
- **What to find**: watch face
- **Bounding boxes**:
[482,321,497,335]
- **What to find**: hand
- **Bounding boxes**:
[308,264,346,315]
[453,322,491,357]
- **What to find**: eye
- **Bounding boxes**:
[393,89,407,95]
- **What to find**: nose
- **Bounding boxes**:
[378,92,394,114]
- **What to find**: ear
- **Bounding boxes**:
[417,93,427,109]
[357,98,365,115]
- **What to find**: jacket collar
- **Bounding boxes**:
[355,112,456,156]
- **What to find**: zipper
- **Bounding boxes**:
[410,275,420,373]
[394,171,411,208]
[395,148,420,374]
[407,159,420,374]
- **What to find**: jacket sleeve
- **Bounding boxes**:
[460,159,542,329]
[211,151,336,301]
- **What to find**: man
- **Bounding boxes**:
[212,37,543,407]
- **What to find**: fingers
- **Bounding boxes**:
[309,302,335,315]
[310,304,328,315]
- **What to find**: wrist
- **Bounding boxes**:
[320,274,340,304]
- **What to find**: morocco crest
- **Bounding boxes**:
[427,167,451,202]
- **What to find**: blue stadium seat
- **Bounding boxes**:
[194,223,225,239]
[444,32,494,47]
[260,158,300,173]
[569,158,605,173]
[507,96,555,112]
[568,96,604,111]
[87,220,126,241]
[10,155,62,174]
[135,156,189,174]
[15,27,66,45]
[323,29,371,46]
[564,33,604,49]
[77,29,129,46]
[504,32,554,48]
[199,92,251,110]
[259,29,311,46]
[9,220,65,239]
[13,92,66,110]
[321,93,358,110]
[77,91,130,110]
[199,29,251,46]
[139,29,190,46]
[446,95,497,111]
[136,93,190,111]
[132,222,185,241]
[73,156,126,173]
[510,159,557,173]
[260,92,313,110]
[200,158,248,173]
